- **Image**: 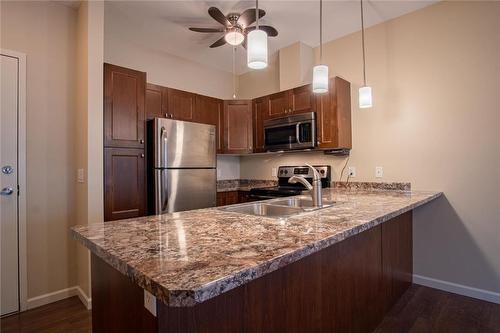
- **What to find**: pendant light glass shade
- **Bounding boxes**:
[312,65,329,94]
[359,86,373,108]
[225,30,244,46]
[247,29,268,69]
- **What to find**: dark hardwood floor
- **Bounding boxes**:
[1,285,499,333]
[1,296,91,333]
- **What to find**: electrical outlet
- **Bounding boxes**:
[77,168,85,183]
[348,166,356,178]
[144,290,157,317]
[271,167,277,177]
[375,166,383,178]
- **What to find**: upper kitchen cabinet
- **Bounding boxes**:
[267,91,289,119]
[195,95,224,153]
[104,63,146,149]
[252,96,267,153]
[265,84,315,119]
[316,77,352,149]
[145,83,167,120]
[223,100,253,154]
[290,84,316,114]
[166,88,196,121]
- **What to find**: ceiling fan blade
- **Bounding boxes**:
[189,27,224,33]
[246,25,278,37]
[210,36,227,48]
[237,8,266,28]
[208,7,231,27]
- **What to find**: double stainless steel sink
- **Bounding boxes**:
[219,196,335,218]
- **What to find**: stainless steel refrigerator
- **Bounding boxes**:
[148,118,216,214]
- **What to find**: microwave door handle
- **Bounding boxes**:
[296,122,302,144]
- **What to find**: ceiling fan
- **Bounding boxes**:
[189,7,278,48]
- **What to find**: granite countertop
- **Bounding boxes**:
[71,187,441,307]
[216,179,277,192]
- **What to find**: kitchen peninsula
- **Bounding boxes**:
[72,186,441,333]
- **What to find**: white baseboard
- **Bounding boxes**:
[75,286,92,310]
[413,274,500,304]
[26,286,92,310]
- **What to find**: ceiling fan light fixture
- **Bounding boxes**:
[247,29,268,69]
[225,28,245,46]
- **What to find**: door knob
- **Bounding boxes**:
[2,165,13,174]
[1,187,14,196]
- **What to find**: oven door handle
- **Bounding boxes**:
[296,122,302,144]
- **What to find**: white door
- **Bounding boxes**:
[1,53,20,316]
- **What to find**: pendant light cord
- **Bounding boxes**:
[319,0,323,63]
[233,46,236,98]
[361,0,367,86]
[256,0,259,29]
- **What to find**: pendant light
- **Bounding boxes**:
[232,46,237,99]
[312,0,328,94]
[247,0,268,69]
[359,0,373,108]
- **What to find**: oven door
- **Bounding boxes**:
[264,120,315,151]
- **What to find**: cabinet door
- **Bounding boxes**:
[194,95,224,153]
[267,91,290,119]
[104,64,146,149]
[145,83,167,120]
[316,77,352,149]
[290,84,316,114]
[223,100,253,154]
[252,97,267,152]
[167,88,195,121]
[104,148,146,221]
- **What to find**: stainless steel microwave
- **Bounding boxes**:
[264,112,316,151]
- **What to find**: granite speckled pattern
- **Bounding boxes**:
[71,188,441,307]
[332,181,411,191]
[217,179,277,192]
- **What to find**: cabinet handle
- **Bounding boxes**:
[139,139,144,144]
[140,153,145,158]
[165,113,169,118]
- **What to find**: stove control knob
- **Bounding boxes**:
[284,170,288,175]
[320,169,325,174]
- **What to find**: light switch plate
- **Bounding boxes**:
[375,166,383,178]
[144,290,157,317]
[348,166,356,178]
[271,167,277,177]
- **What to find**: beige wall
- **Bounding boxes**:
[237,58,280,99]
[104,6,234,100]
[0,1,78,300]
[241,1,500,295]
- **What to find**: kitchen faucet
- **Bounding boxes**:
[288,163,323,207]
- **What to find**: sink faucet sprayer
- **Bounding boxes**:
[288,163,323,207]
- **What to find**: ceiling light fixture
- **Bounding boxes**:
[247,0,268,69]
[312,0,328,94]
[359,0,373,108]
[225,27,244,46]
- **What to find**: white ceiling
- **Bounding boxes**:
[105,1,438,75]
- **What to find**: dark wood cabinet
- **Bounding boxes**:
[223,100,253,154]
[104,148,146,221]
[267,91,289,119]
[290,84,316,114]
[104,63,146,149]
[216,190,256,206]
[195,95,224,153]
[145,83,167,120]
[265,85,316,119]
[316,77,352,149]
[252,97,267,153]
[167,88,196,121]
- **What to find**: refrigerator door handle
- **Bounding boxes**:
[160,126,168,168]
[155,169,168,215]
